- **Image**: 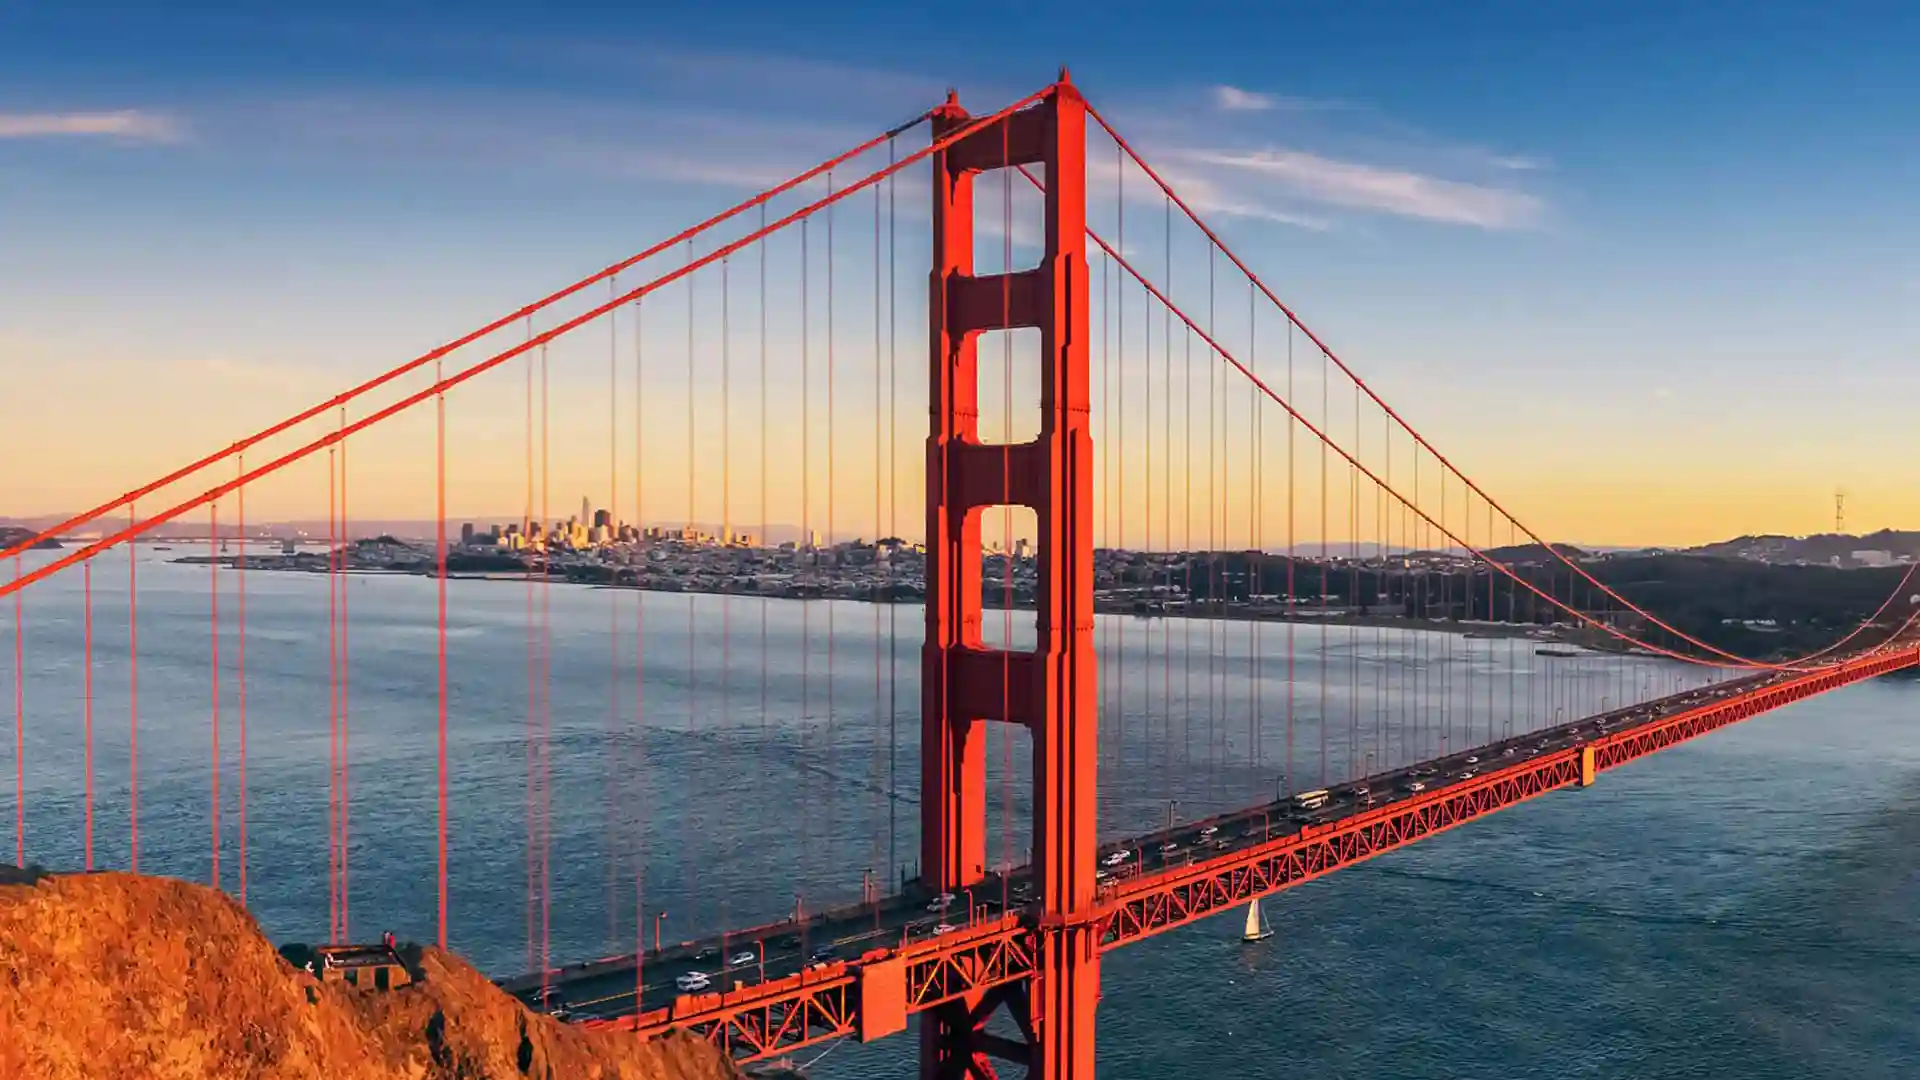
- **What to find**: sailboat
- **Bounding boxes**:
[1241,898,1273,943]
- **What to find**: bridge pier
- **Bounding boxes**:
[924,74,1098,1079]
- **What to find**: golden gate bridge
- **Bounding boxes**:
[4,73,1917,1079]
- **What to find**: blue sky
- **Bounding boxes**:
[2,2,1917,544]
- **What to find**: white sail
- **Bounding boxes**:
[1241,899,1270,941]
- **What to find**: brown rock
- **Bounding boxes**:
[0,869,741,1080]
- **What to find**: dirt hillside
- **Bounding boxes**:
[0,867,742,1080]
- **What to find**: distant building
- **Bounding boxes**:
[1851,550,1894,568]
[593,508,611,529]
[460,522,475,546]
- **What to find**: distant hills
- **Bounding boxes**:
[1685,530,1920,567]
[0,526,61,550]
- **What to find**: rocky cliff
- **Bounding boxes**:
[0,866,740,1080]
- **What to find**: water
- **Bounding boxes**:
[5,546,1915,1076]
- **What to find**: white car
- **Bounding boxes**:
[1465,755,1480,765]
[932,923,958,936]
[730,951,756,966]
[675,972,712,993]
[1159,841,1180,854]
[1198,826,1219,839]
[1102,850,1130,867]
[926,892,955,912]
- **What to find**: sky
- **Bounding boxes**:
[2,1,1917,547]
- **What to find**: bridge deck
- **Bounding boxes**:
[499,645,1918,1059]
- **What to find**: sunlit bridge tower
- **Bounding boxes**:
[921,73,1099,1079]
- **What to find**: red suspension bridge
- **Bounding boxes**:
[4,74,1917,1079]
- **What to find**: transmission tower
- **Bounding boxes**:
[1835,489,1847,535]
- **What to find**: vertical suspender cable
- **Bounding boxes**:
[759,208,773,896]
[11,554,20,867]
[129,501,139,872]
[1141,182,1153,798]
[720,251,734,960]
[85,560,94,871]
[871,173,886,903]
[340,413,351,937]
[1206,245,1218,807]
[433,351,447,941]
[328,446,339,941]
[1114,153,1125,789]
[1098,160,1111,779]
[686,239,699,916]
[523,320,536,974]
[607,278,621,945]
[1175,322,1190,776]
[885,143,900,886]
[210,501,221,888]
[799,215,811,946]
[1285,323,1295,799]
[1351,382,1367,776]
[436,358,449,950]
[1160,197,1172,812]
[237,458,248,904]
[827,174,839,894]
[539,338,552,983]
[1318,349,1328,789]
[632,292,648,1010]
[1250,281,1262,800]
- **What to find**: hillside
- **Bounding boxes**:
[0,526,60,550]
[1688,529,1920,566]
[0,866,740,1080]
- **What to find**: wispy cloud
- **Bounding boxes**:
[1214,85,1276,112]
[1129,162,1334,231]
[0,109,183,143]
[1489,153,1549,172]
[208,91,881,201]
[1177,147,1544,229]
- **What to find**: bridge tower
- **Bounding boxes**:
[922,75,1099,1079]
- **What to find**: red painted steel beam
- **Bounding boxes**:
[1097,645,1920,949]
[611,920,1034,1061]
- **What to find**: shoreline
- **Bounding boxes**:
[170,553,1620,653]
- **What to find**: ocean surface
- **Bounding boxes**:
[5,545,1916,1078]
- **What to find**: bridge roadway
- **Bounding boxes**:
[496,642,1919,1058]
